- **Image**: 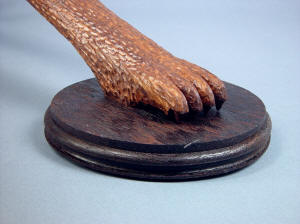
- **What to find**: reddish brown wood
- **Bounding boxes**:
[27,0,227,115]
[44,78,271,180]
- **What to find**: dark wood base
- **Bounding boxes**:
[44,78,271,181]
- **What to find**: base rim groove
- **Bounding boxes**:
[44,110,271,181]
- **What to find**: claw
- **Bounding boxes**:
[167,73,203,112]
[27,0,227,117]
[171,65,215,110]
[180,60,227,109]
[216,99,225,110]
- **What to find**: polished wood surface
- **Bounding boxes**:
[49,78,266,153]
[44,78,271,180]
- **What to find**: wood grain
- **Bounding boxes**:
[44,79,271,180]
[27,0,227,115]
[49,78,266,153]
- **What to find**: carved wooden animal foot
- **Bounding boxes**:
[28,0,227,115]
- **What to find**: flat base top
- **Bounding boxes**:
[49,78,266,153]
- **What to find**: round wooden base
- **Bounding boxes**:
[44,78,271,181]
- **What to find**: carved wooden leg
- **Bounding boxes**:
[27,0,227,115]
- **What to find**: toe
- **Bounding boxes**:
[188,73,216,109]
[136,72,189,115]
[180,59,227,110]
[167,73,203,112]
[200,71,227,110]
[191,66,227,109]
[168,59,215,110]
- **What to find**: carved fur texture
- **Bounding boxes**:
[27,0,227,115]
